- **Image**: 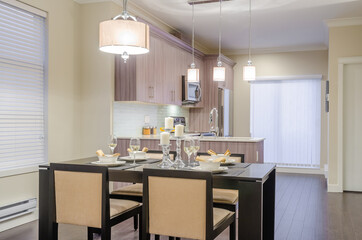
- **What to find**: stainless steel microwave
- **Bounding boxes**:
[182,75,202,104]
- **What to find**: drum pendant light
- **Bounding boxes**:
[187,3,200,83]
[213,0,225,82]
[243,0,256,81]
[99,0,149,63]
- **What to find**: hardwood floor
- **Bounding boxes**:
[1,173,361,240]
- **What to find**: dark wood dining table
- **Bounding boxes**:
[38,157,275,240]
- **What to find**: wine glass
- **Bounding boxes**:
[184,138,194,167]
[108,135,117,154]
[130,138,140,166]
[190,137,200,167]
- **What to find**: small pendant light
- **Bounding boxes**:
[99,0,149,63]
[187,3,200,83]
[213,0,226,82]
[243,0,256,81]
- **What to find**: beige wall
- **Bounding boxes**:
[230,50,329,170]
[327,25,362,187]
[79,2,120,156]
[0,0,82,231]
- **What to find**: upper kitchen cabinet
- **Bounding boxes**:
[114,21,205,106]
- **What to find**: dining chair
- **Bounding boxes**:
[110,150,175,231]
[50,163,142,240]
[142,168,236,240]
[197,152,243,212]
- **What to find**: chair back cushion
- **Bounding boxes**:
[54,170,103,228]
[148,176,207,239]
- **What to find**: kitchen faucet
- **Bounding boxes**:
[209,108,219,137]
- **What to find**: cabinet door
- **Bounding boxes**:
[153,37,165,104]
[115,55,137,101]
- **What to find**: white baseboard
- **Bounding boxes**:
[276,167,324,175]
[328,184,343,192]
[0,209,38,232]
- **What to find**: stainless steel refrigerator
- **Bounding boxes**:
[218,88,233,137]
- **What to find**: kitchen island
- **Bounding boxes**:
[116,136,264,163]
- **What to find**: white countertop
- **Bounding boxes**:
[118,135,265,143]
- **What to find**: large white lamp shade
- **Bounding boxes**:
[187,68,200,83]
[213,66,226,82]
[99,19,149,55]
[243,64,256,81]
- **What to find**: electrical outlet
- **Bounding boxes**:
[144,115,150,124]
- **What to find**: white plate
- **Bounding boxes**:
[191,166,228,173]
[119,156,149,161]
[90,160,126,167]
[221,159,236,166]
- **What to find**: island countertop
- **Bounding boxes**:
[118,135,265,143]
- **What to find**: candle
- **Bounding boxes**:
[165,117,174,129]
[160,132,170,145]
[175,124,184,137]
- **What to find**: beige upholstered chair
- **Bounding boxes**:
[142,168,236,240]
[197,153,242,211]
[50,163,142,240]
[110,150,175,230]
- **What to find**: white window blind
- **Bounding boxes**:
[250,78,321,168]
[0,0,47,171]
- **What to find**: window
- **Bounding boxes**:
[0,0,47,172]
[250,78,321,168]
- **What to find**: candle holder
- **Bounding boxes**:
[158,144,173,169]
[172,136,185,169]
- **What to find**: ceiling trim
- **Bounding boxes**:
[223,44,328,56]
[324,17,362,28]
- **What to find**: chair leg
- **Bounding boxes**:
[87,227,93,240]
[134,215,138,231]
[101,227,111,240]
[169,237,174,240]
[155,235,160,240]
[230,219,236,240]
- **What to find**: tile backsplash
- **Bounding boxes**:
[113,102,189,137]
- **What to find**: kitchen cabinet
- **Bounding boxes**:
[189,55,235,132]
[115,137,264,164]
[115,31,204,106]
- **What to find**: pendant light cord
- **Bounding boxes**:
[248,0,252,62]
[192,3,195,66]
[218,0,222,62]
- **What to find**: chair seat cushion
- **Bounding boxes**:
[110,199,140,217]
[213,207,233,227]
[111,183,143,196]
[213,188,238,204]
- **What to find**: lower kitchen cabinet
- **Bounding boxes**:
[116,138,264,164]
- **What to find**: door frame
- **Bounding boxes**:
[336,56,362,192]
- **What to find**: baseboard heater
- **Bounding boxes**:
[0,198,37,223]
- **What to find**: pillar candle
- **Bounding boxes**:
[160,132,170,145]
[175,124,184,137]
[165,117,174,129]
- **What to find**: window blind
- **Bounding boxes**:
[250,79,321,168]
[0,0,47,171]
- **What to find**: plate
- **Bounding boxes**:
[90,160,126,167]
[191,166,228,173]
[119,156,149,161]
[221,159,236,166]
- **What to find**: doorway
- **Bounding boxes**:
[342,62,362,192]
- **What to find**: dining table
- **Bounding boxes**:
[38,157,276,240]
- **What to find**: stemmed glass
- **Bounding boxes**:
[108,135,117,154]
[184,138,194,167]
[129,138,140,166]
[190,137,200,167]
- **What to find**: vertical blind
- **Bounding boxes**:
[250,79,321,168]
[0,1,47,171]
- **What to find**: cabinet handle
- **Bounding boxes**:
[152,87,155,98]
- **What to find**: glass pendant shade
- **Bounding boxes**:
[99,19,149,55]
[213,66,225,81]
[187,68,200,82]
[243,64,256,81]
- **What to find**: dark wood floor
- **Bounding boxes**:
[1,173,361,240]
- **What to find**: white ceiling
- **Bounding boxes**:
[129,0,362,54]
